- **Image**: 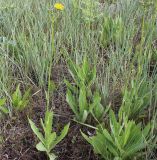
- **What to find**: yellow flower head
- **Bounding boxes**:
[54,3,64,11]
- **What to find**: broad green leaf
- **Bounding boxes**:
[123,141,146,159]
[44,110,53,137]
[92,133,116,158]
[81,110,88,123]
[28,118,44,144]
[46,132,56,150]
[81,107,150,160]
[78,71,86,84]
[123,121,133,147]
[103,139,119,157]
[110,110,120,137]
[94,103,104,121]
[90,92,104,120]
[79,85,87,115]
[12,84,22,107]
[102,129,113,143]
[36,142,47,152]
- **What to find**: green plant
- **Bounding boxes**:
[65,56,96,123]
[72,0,101,23]
[28,110,70,160]
[119,78,151,120]
[81,0,101,22]
[66,56,96,88]
[66,83,89,123]
[12,84,31,111]
[65,56,106,123]
[89,91,107,121]
[0,98,9,116]
[81,110,151,160]
[100,15,124,47]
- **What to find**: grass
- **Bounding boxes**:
[1,0,157,159]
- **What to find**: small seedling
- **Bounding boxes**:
[29,110,70,160]
[12,84,31,111]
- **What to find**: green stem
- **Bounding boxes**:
[138,12,145,77]
[46,14,55,110]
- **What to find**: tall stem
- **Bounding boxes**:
[46,14,55,110]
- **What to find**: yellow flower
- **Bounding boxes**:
[54,3,64,11]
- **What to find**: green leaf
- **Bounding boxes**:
[0,106,9,114]
[82,56,90,77]
[40,118,46,133]
[22,88,31,102]
[0,98,6,106]
[88,66,96,87]
[102,129,113,143]
[12,84,22,108]
[64,79,77,93]
[48,153,57,160]
[123,141,146,159]
[12,84,30,111]
[28,118,44,144]
[123,121,133,147]
[79,85,87,115]
[46,132,57,151]
[81,110,88,123]
[66,89,78,117]
[44,110,53,137]
[143,122,151,137]
[36,142,47,152]
[91,132,114,158]
[91,92,104,120]
[81,107,150,160]
[67,58,79,85]
[81,131,92,144]
[54,123,70,148]
[109,110,120,137]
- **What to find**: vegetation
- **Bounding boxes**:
[1,0,157,159]
[29,110,70,160]
[82,110,151,160]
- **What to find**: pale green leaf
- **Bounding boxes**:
[48,153,57,160]
[28,118,44,144]
[66,89,78,116]
[36,142,47,152]
[79,85,87,115]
